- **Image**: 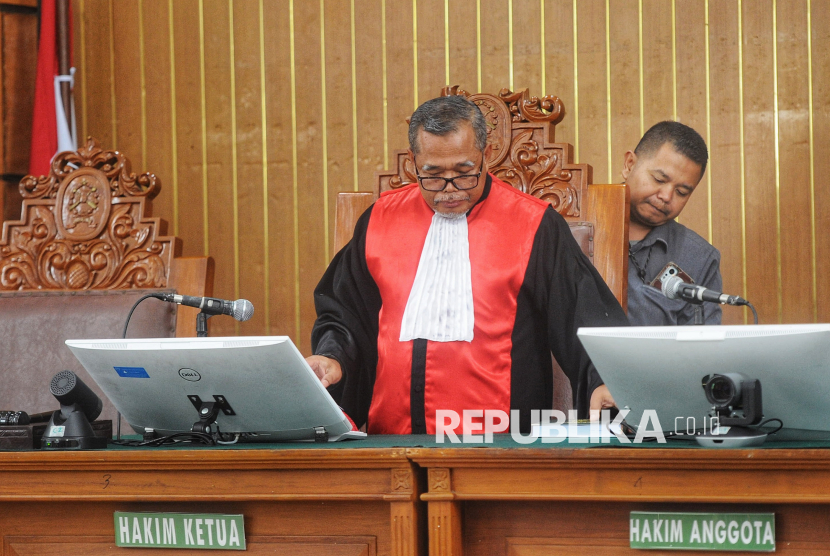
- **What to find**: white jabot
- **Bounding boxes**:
[399,212,475,342]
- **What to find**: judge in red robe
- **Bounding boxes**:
[307,95,628,435]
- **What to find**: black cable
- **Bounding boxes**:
[110,431,216,447]
[757,418,784,435]
[122,293,166,339]
[116,293,166,441]
[614,419,686,443]
[745,301,759,324]
[628,244,654,284]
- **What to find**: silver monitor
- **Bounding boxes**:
[577,324,830,433]
[66,336,359,442]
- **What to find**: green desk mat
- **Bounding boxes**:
[100,427,830,451]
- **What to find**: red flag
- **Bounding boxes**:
[29,0,75,177]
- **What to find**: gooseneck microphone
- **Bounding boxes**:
[155,293,255,321]
[662,275,748,306]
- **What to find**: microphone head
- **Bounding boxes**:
[661,275,684,300]
[231,299,255,321]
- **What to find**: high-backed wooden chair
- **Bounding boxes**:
[334,86,629,412]
[0,137,214,424]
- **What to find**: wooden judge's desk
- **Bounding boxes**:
[2,435,830,555]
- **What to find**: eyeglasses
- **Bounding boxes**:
[413,157,484,192]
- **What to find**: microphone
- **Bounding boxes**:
[662,275,747,306]
[0,410,53,426]
[156,293,254,321]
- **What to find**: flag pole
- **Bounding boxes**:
[55,0,71,134]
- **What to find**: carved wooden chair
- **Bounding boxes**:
[0,137,214,423]
[334,86,629,411]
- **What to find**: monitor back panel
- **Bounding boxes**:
[66,337,351,440]
[578,324,830,432]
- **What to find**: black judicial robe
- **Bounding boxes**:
[312,174,628,434]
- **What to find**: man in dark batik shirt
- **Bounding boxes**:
[305,96,628,435]
[624,122,723,326]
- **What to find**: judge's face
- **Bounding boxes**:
[409,123,491,216]
[622,142,704,231]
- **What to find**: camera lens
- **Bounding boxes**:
[702,373,745,408]
[708,377,734,404]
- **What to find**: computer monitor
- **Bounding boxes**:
[65,336,361,442]
[577,324,830,433]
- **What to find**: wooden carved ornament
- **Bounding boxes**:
[379,86,587,220]
[0,137,175,291]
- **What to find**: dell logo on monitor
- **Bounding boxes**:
[178,368,201,382]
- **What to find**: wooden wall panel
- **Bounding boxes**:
[777,0,814,323]
[112,1,143,168]
[416,0,445,104]
[78,0,115,148]
[641,0,674,126]
[262,0,296,338]
[0,7,38,221]
[479,0,509,93]
[542,0,575,146]
[673,0,708,242]
[142,0,175,231]
[574,0,609,184]
[171,0,207,257]
[231,1,268,337]
[742,0,779,326]
[59,0,829,347]
[814,0,830,323]
[448,0,477,95]
[512,0,542,95]
[202,0,236,337]
[1,10,36,174]
[324,0,356,237]
[608,0,640,184]
[353,1,386,187]
[293,0,327,354]
[385,2,415,164]
[707,0,743,325]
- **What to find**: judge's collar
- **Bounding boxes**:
[465,173,492,216]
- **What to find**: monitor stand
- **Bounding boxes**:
[695,426,768,448]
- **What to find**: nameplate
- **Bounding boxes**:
[630,512,774,551]
[114,512,246,550]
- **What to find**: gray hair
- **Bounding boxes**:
[408,96,488,154]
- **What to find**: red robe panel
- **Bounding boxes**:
[364,176,548,434]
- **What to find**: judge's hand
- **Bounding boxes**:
[589,384,616,422]
[306,355,342,388]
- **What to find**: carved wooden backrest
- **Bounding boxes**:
[0,137,179,291]
[376,86,592,222]
[0,139,213,423]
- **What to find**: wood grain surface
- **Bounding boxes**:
[3,446,827,555]
[0,447,421,556]
[3,0,826,350]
